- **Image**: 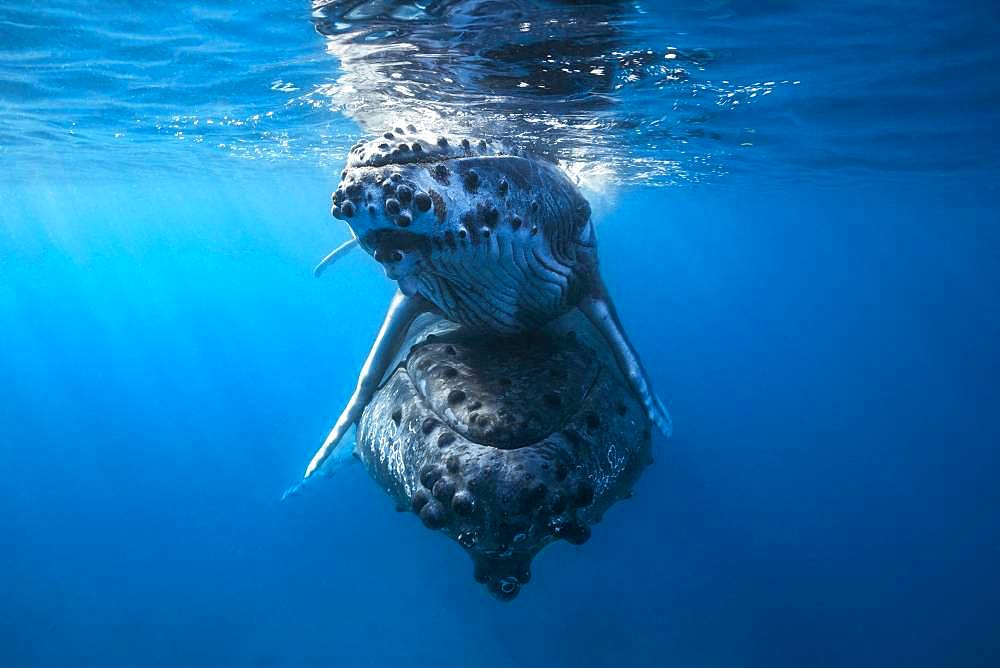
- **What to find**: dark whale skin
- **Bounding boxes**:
[355,311,652,601]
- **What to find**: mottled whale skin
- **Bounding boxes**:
[355,311,653,601]
[291,125,670,487]
[331,128,597,334]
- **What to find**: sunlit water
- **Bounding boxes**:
[2,2,999,667]
[4,0,998,184]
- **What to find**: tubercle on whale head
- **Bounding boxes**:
[330,141,436,289]
[329,126,519,292]
[330,134,449,242]
[331,127,586,246]
[472,552,534,602]
[343,125,516,170]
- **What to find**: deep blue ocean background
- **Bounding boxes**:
[2,1,999,666]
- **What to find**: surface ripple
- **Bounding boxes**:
[1,1,997,185]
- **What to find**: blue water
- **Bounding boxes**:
[2,1,999,666]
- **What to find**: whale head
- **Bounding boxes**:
[331,125,596,333]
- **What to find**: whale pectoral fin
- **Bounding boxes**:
[578,279,673,438]
[281,441,360,500]
[313,237,359,277]
[301,290,429,481]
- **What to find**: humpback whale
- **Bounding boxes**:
[294,128,670,486]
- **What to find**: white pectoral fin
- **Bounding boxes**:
[302,290,428,480]
[579,278,673,438]
[313,237,359,277]
[281,437,359,500]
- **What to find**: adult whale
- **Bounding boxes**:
[354,309,653,600]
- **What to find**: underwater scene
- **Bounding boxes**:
[1,1,999,666]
